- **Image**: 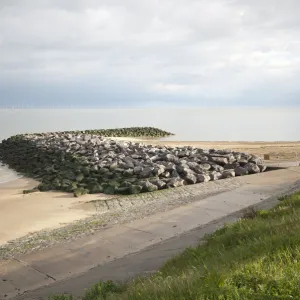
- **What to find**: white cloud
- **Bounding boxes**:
[0,0,299,106]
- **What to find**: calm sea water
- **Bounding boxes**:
[0,108,299,142]
[0,107,299,184]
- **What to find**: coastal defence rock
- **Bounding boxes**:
[0,132,268,196]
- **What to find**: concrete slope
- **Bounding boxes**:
[1,167,300,300]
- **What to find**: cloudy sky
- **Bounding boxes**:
[0,0,299,108]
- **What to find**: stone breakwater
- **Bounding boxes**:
[0,132,267,196]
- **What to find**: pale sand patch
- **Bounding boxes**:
[115,139,300,162]
[0,178,115,245]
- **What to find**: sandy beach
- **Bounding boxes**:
[0,140,299,246]
[0,177,115,245]
[144,140,300,162]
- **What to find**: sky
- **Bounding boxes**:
[0,0,300,108]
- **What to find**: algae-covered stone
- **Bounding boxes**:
[23,188,38,194]
[109,162,118,171]
[88,184,103,193]
[150,178,166,189]
[116,187,130,194]
[167,178,185,188]
[130,185,143,194]
[73,188,89,197]
[76,173,85,182]
[123,169,134,177]
[119,181,132,188]
[142,181,158,192]
[38,183,52,191]
[104,185,116,195]
[81,166,90,176]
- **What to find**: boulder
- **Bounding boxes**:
[109,162,118,171]
[116,187,130,194]
[88,183,103,193]
[171,169,180,178]
[224,163,239,170]
[164,154,179,164]
[234,166,248,176]
[123,169,134,177]
[245,163,260,174]
[73,188,89,197]
[167,177,185,188]
[153,165,165,176]
[249,156,263,165]
[210,164,224,172]
[196,174,211,183]
[209,171,222,181]
[150,178,166,189]
[103,185,116,195]
[184,173,197,184]
[258,164,267,172]
[133,166,143,175]
[142,181,158,192]
[130,185,143,194]
[75,173,85,182]
[222,169,235,178]
[199,163,211,171]
[210,157,228,165]
[140,166,154,178]
[238,158,248,166]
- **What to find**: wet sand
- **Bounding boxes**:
[0,178,115,245]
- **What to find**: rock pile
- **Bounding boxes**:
[0,133,267,196]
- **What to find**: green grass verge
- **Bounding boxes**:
[51,192,300,300]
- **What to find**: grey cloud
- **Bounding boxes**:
[0,0,299,107]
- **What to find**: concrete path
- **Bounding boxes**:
[1,167,300,300]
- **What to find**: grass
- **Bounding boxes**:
[51,192,300,300]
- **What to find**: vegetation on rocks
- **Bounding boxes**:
[24,127,174,139]
[0,129,267,197]
[51,192,300,299]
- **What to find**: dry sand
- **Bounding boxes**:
[144,140,300,162]
[111,138,300,161]
[0,140,299,245]
[0,178,115,245]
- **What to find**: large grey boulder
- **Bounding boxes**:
[209,171,222,181]
[133,166,143,175]
[167,177,185,188]
[140,166,154,178]
[210,156,229,165]
[222,169,235,178]
[150,178,166,189]
[184,173,197,184]
[142,181,158,192]
[196,174,211,183]
[234,166,248,176]
[245,163,260,174]
[259,164,267,172]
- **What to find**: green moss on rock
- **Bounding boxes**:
[73,188,89,197]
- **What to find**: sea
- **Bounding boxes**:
[0,107,299,184]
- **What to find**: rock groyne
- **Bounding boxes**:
[0,129,267,197]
